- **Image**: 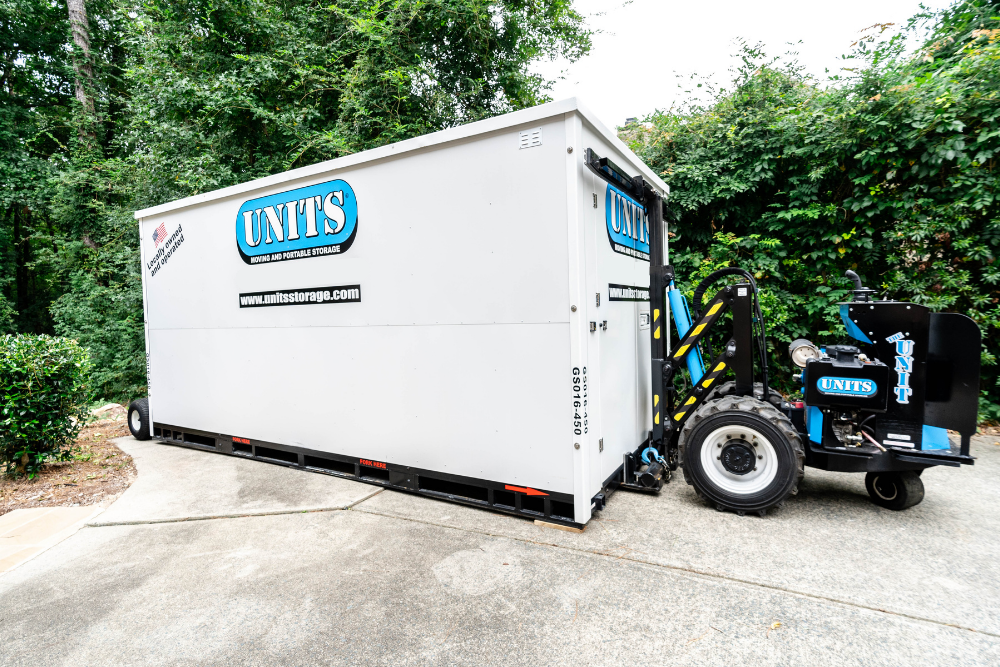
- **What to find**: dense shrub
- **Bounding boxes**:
[625,1,1000,417]
[0,334,91,477]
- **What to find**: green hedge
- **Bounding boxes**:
[0,335,91,477]
[626,2,1000,419]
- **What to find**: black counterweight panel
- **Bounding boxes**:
[924,312,981,451]
[848,302,930,424]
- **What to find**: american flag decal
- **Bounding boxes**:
[152,222,167,247]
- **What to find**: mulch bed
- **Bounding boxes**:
[0,405,137,517]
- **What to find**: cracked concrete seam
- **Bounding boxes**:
[81,482,998,640]
[83,488,384,528]
[346,505,1000,640]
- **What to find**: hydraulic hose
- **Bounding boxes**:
[689,268,772,404]
[691,268,751,320]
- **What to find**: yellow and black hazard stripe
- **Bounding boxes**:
[660,291,734,430]
[670,298,728,363]
[651,305,667,427]
[670,354,730,425]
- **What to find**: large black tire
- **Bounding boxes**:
[127,398,151,441]
[865,471,924,510]
[708,381,783,408]
[680,395,805,515]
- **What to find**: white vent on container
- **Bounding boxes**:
[519,128,542,149]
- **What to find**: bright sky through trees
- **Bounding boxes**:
[536,0,955,126]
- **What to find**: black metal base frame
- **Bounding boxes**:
[802,439,974,473]
[152,423,582,528]
[586,439,666,516]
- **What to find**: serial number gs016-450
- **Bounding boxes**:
[573,367,588,436]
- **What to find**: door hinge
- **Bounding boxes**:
[599,438,604,452]
[593,193,598,208]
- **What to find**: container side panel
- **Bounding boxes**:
[139,117,575,495]
[140,119,570,332]
[148,323,570,492]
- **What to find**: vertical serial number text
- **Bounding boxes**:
[572,366,588,436]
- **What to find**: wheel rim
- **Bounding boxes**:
[130,409,142,432]
[699,425,778,495]
[872,475,898,501]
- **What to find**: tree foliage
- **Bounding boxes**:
[625,1,1000,417]
[125,0,590,199]
[0,0,591,400]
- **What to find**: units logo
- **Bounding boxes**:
[886,332,914,404]
[816,377,877,397]
[605,184,650,261]
[236,179,358,265]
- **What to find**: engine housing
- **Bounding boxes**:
[804,345,889,412]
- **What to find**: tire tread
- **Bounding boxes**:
[128,398,151,441]
[680,395,805,512]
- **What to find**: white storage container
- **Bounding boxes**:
[135,98,669,526]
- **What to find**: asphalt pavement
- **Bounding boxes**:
[1,435,998,666]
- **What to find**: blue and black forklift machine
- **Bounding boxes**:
[586,150,980,515]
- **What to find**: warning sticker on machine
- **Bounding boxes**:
[608,283,650,302]
[239,284,361,308]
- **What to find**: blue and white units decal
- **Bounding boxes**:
[816,377,878,397]
[236,179,358,265]
[886,331,913,404]
[605,183,649,261]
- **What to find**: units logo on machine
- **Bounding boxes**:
[605,184,650,261]
[886,331,914,404]
[236,179,358,265]
[816,377,877,397]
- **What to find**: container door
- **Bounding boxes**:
[586,172,644,489]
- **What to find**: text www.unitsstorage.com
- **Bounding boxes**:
[239,285,361,308]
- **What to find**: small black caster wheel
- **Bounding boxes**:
[865,471,924,510]
[128,398,151,441]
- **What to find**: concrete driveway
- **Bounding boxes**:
[1,436,998,666]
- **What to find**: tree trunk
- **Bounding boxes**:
[66,0,96,139]
[16,452,29,476]
[12,205,28,322]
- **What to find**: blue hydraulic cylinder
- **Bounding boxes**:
[666,282,706,383]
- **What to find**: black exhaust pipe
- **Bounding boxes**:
[844,270,875,302]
